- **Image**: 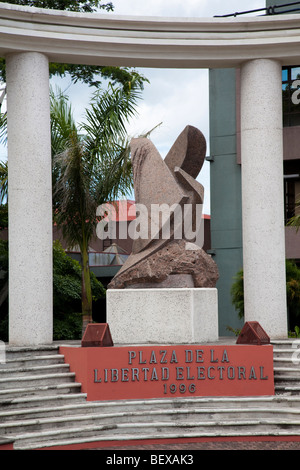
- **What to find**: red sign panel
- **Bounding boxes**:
[60,344,274,401]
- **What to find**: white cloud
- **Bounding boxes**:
[104,0,266,18]
[126,68,209,151]
[1,0,268,213]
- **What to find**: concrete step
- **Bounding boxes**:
[5,345,60,360]
[0,393,87,412]
[272,340,297,349]
[10,417,300,450]
[0,372,76,390]
[272,340,300,395]
[273,358,299,368]
[1,393,300,449]
[1,340,300,449]
[2,395,300,422]
[273,349,299,359]
[0,346,83,403]
[0,363,70,378]
[274,367,300,377]
[0,354,66,370]
[0,382,82,400]
[3,404,300,435]
[274,376,300,385]
[275,386,300,396]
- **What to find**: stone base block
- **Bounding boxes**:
[106,288,218,344]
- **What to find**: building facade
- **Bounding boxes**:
[209,0,300,336]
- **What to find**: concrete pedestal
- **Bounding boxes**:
[106,288,219,344]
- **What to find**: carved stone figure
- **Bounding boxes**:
[108,125,219,289]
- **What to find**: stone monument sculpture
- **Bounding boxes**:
[108,125,219,290]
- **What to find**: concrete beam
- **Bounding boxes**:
[1,4,300,68]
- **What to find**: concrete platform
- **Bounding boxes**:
[106,288,218,345]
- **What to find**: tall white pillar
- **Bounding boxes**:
[6,52,53,345]
[240,59,287,339]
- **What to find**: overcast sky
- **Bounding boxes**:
[0,0,267,213]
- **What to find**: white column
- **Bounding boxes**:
[240,59,287,339]
[6,52,53,345]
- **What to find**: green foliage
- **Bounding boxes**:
[0,163,8,205]
[50,87,77,157]
[53,240,105,313]
[0,239,8,341]
[0,240,105,341]
[286,259,300,328]
[52,82,140,249]
[0,105,6,146]
[0,203,8,230]
[287,199,300,232]
[49,64,149,90]
[53,311,83,341]
[53,240,82,314]
[53,240,105,339]
[0,0,113,12]
[289,325,300,338]
[52,81,140,317]
[0,1,149,90]
[0,239,8,274]
[230,269,244,320]
[231,260,300,327]
[226,325,241,337]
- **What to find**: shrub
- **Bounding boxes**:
[231,260,300,329]
[0,240,106,341]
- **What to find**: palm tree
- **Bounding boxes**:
[0,161,7,204]
[52,82,141,332]
[287,198,300,232]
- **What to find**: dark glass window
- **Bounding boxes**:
[284,161,300,224]
[282,66,300,127]
[285,179,296,224]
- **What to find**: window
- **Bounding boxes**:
[284,161,300,224]
[282,66,300,127]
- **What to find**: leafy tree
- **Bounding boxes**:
[0,0,149,90]
[286,259,300,329]
[52,81,140,329]
[0,162,7,204]
[0,239,105,341]
[0,109,6,146]
[0,81,140,333]
[0,205,8,340]
[0,0,113,12]
[287,198,300,232]
[230,269,244,321]
[53,240,104,340]
[0,202,7,229]
[0,239,8,341]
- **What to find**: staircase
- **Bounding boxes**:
[0,340,300,450]
[273,339,300,395]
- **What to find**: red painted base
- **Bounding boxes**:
[0,441,14,451]
[34,434,300,451]
[60,344,274,401]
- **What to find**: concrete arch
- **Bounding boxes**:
[1,4,300,67]
[0,4,292,344]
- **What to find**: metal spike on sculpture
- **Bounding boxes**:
[108,125,219,290]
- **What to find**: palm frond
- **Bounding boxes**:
[0,111,6,146]
[287,198,300,232]
[80,80,141,162]
[0,160,8,204]
[50,86,77,157]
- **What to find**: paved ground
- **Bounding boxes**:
[91,440,300,450]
